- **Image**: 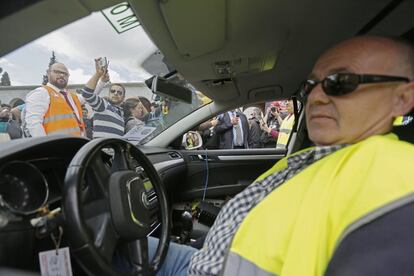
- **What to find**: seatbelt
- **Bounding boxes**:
[292,96,299,132]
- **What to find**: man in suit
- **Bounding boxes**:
[214,109,250,149]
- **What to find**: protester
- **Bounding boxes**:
[82,59,125,138]
[0,105,22,140]
[10,103,24,125]
[134,35,414,276]
[140,96,165,128]
[149,102,163,121]
[259,101,283,147]
[24,62,85,137]
[139,96,152,115]
[275,99,295,148]
[214,109,250,149]
[244,106,263,148]
[123,98,145,133]
[197,117,219,149]
[81,105,93,139]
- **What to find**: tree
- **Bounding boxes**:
[1,71,11,86]
[42,51,58,85]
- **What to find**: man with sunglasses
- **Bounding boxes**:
[135,35,414,276]
[82,59,126,138]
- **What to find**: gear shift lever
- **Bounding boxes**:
[180,211,193,243]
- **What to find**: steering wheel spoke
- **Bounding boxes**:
[111,144,133,172]
[83,198,109,220]
[92,212,119,263]
[125,238,150,274]
[85,153,112,198]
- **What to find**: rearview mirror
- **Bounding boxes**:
[145,75,192,104]
[182,131,203,150]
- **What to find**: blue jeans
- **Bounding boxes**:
[148,237,197,276]
[114,237,197,276]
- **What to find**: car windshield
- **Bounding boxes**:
[0,3,210,143]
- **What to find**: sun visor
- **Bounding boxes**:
[159,0,226,58]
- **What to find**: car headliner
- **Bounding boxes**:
[1,0,413,106]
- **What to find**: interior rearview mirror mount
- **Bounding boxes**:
[145,75,192,104]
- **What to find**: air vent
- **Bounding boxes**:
[168,152,182,159]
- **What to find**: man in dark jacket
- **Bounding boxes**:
[214,109,250,149]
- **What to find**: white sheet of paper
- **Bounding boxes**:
[39,247,73,276]
[123,125,156,141]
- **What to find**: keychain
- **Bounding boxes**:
[50,226,63,255]
[39,226,73,276]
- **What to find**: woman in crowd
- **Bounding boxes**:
[260,101,284,148]
[137,96,151,123]
[123,98,145,133]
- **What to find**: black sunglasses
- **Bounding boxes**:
[110,89,124,95]
[299,73,410,97]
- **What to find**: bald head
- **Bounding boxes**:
[305,35,414,146]
[317,35,414,79]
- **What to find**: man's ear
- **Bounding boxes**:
[392,81,414,116]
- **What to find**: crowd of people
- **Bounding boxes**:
[196,100,296,150]
[0,58,200,142]
[0,57,297,150]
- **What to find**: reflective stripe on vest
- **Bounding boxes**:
[223,252,277,276]
[42,86,84,136]
[276,114,294,148]
[43,113,77,124]
[47,127,81,135]
[223,134,414,276]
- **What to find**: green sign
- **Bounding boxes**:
[101,2,141,34]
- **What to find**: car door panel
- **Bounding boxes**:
[178,149,286,200]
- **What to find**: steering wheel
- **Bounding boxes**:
[63,138,170,275]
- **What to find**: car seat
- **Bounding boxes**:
[393,109,414,143]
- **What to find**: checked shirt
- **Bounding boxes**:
[188,144,346,275]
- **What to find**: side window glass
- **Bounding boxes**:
[184,99,300,151]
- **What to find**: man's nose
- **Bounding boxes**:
[307,83,330,104]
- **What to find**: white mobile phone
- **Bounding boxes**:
[99,57,108,68]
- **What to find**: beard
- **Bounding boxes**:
[108,98,122,106]
[51,78,67,89]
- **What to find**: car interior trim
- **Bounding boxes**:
[218,155,285,161]
[153,158,184,171]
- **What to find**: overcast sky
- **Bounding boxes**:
[0,7,159,86]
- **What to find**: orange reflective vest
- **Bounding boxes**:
[43,86,85,136]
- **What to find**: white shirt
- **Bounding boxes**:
[227,110,244,146]
[24,83,85,137]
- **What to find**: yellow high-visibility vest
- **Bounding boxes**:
[223,133,414,276]
[276,114,295,148]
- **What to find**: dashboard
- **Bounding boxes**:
[0,135,186,272]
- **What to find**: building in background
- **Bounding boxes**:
[0,82,153,107]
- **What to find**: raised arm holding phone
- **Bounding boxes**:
[82,57,126,138]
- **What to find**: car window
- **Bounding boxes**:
[0,2,209,144]
[184,99,301,151]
